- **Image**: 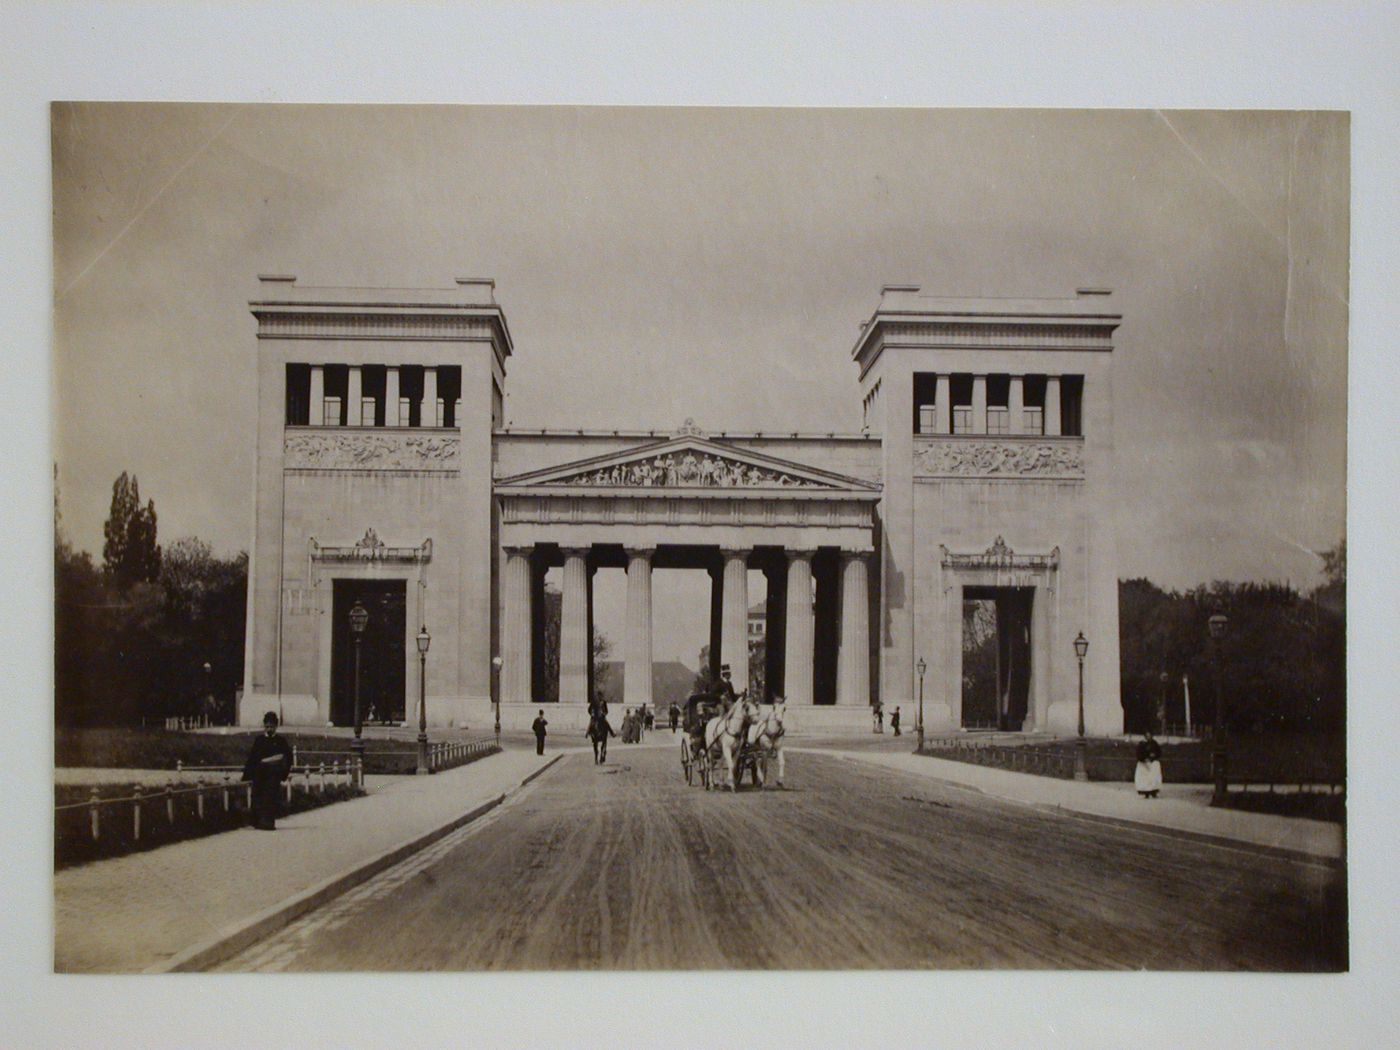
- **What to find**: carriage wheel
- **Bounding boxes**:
[681,738,693,785]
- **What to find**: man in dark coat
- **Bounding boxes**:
[242,711,294,830]
[890,706,901,737]
[531,710,549,755]
[668,702,680,733]
[717,664,738,711]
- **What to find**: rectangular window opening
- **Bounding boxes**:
[284,364,310,426]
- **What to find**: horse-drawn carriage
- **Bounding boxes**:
[679,690,786,791]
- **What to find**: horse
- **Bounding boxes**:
[585,711,615,765]
[703,690,759,792]
[745,699,787,788]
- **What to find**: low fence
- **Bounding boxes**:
[919,735,1344,792]
[159,715,212,731]
[55,760,362,867]
[920,736,1080,778]
[292,737,498,777]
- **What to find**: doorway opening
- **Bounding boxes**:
[961,586,1033,730]
[331,579,407,725]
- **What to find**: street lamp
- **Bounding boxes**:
[1073,632,1089,782]
[415,625,431,775]
[915,657,927,752]
[491,655,503,745]
[349,600,369,762]
[1158,669,1170,736]
[202,661,213,726]
[1208,611,1230,804]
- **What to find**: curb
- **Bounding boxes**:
[147,753,564,973]
[815,750,1342,866]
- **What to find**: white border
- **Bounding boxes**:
[4,3,1397,1048]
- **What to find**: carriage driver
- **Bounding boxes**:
[717,663,738,711]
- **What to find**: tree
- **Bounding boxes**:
[102,472,161,589]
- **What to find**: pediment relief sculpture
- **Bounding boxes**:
[552,451,830,489]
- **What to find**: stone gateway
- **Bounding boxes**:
[240,278,1122,735]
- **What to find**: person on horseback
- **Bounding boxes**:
[585,708,616,764]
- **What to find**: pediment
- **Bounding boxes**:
[496,436,878,493]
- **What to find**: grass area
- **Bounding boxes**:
[55,780,365,869]
[55,726,466,775]
[1027,734,1345,784]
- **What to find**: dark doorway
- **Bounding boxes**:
[331,579,407,726]
[962,586,1033,730]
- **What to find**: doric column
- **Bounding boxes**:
[385,367,400,427]
[947,579,964,726]
[1009,375,1025,435]
[501,546,533,704]
[309,366,325,426]
[972,374,988,435]
[624,547,654,708]
[1046,375,1062,436]
[934,374,951,434]
[559,547,590,705]
[783,550,816,705]
[422,366,438,427]
[720,549,750,694]
[836,551,871,707]
[347,366,363,426]
[764,562,786,700]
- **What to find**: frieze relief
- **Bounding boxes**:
[914,439,1083,479]
[552,451,830,489]
[285,430,459,471]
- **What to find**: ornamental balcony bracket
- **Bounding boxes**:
[940,536,1060,571]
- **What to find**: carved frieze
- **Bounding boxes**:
[284,430,459,471]
[940,537,1060,571]
[552,451,829,489]
[914,439,1083,479]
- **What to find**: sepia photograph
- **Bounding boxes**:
[50,103,1348,975]
[7,3,1399,1047]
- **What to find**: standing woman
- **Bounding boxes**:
[1135,730,1163,799]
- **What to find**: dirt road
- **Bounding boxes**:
[222,746,1344,971]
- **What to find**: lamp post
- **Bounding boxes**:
[415,625,431,775]
[491,655,503,746]
[349,600,369,762]
[1073,632,1089,781]
[915,657,927,752]
[1208,612,1229,805]
[1158,669,1170,736]
[202,661,213,726]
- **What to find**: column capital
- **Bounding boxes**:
[839,548,874,562]
[624,546,656,561]
[785,548,818,562]
[502,544,534,558]
[719,547,750,561]
[559,546,591,560]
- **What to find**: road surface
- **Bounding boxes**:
[221,745,1344,971]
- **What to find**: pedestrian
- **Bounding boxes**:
[242,711,293,830]
[644,706,655,732]
[668,702,680,733]
[1135,730,1163,798]
[873,699,884,733]
[531,709,549,755]
[891,706,901,736]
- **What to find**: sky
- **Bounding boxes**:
[52,105,1349,663]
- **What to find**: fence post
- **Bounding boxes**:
[318,762,326,793]
[133,787,142,841]
[165,784,175,824]
[89,787,100,842]
[355,757,364,789]
[223,783,230,811]
[245,782,253,809]
[196,781,205,820]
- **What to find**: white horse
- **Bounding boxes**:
[746,699,787,788]
[704,691,759,792]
